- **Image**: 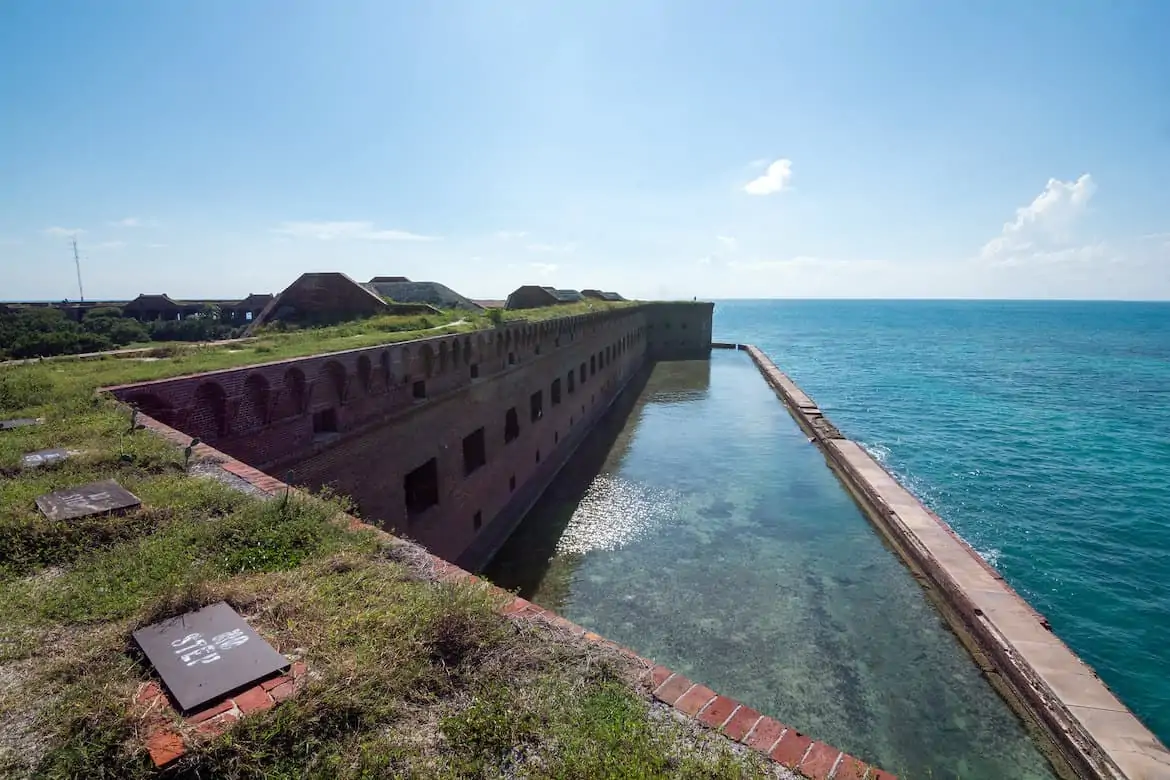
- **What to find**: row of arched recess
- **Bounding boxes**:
[120,314,645,445]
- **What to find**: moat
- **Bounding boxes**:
[486,350,1056,779]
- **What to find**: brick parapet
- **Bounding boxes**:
[105,303,714,567]
[741,344,1170,780]
[126,411,896,780]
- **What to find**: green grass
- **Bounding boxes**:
[5,534,772,779]
[499,299,637,323]
[0,300,769,779]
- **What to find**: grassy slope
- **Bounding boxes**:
[0,303,773,779]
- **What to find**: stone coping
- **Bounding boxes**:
[740,344,1170,780]
[127,407,897,780]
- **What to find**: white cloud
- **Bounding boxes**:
[43,226,85,238]
[528,262,559,276]
[743,159,793,195]
[110,217,142,227]
[979,174,1096,261]
[716,235,737,250]
[147,243,169,249]
[273,221,438,242]
[496,230,528,240]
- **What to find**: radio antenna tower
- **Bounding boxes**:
[71,237,85,302]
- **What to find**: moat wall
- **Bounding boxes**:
[108,303,713,567]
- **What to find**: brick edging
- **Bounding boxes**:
[127,410,897,780]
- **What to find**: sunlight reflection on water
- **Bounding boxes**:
[555,475,680,555]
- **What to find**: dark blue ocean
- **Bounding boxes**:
[714,299,1170,746]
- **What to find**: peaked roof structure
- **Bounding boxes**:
[251,272,390,328]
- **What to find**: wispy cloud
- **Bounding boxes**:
[979,174,1095,261]
[273,220,438,242]
[527,242,576,254]
[743,159,793,195]
[716,235,738,250]
[93,240,126,250]
[43,226,85,238]
[496,230,529,240]
[987,242,1116,268]
[147,243,169,249]
[109,217,146,228]
[728,256,890,274]
[529,262,559,277]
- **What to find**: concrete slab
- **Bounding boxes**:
[21,448,70,469]
[35,479,141,521]
[0,418,41,431]
[1067,706,1170,779]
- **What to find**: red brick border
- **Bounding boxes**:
[134,660,309,766]
[126,407,896,779]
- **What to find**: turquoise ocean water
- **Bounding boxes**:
[714,300,1170,746]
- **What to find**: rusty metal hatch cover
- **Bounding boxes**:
[35,479,141,521]
[133,601,289,713]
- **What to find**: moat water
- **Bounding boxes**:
[486,350,1056,779]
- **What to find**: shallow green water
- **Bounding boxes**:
[486,351,1056,779]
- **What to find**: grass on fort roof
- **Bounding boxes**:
[0,301,772,779]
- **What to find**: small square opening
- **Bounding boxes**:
[404,458,439,517]
[504,407,519,443]
[312,408,338,434]
[463,427,487,475]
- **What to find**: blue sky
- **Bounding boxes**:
[2,1,1168,301]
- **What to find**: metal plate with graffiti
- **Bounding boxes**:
[133,601,289,712]
[35,479,141,521]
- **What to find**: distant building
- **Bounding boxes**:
[221,293,275,323]
[121,294,187,321]
[362,277,484,311]
[505,286,586,310]
[249,272,442,330]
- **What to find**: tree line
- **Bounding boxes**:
[0,306,243,360]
